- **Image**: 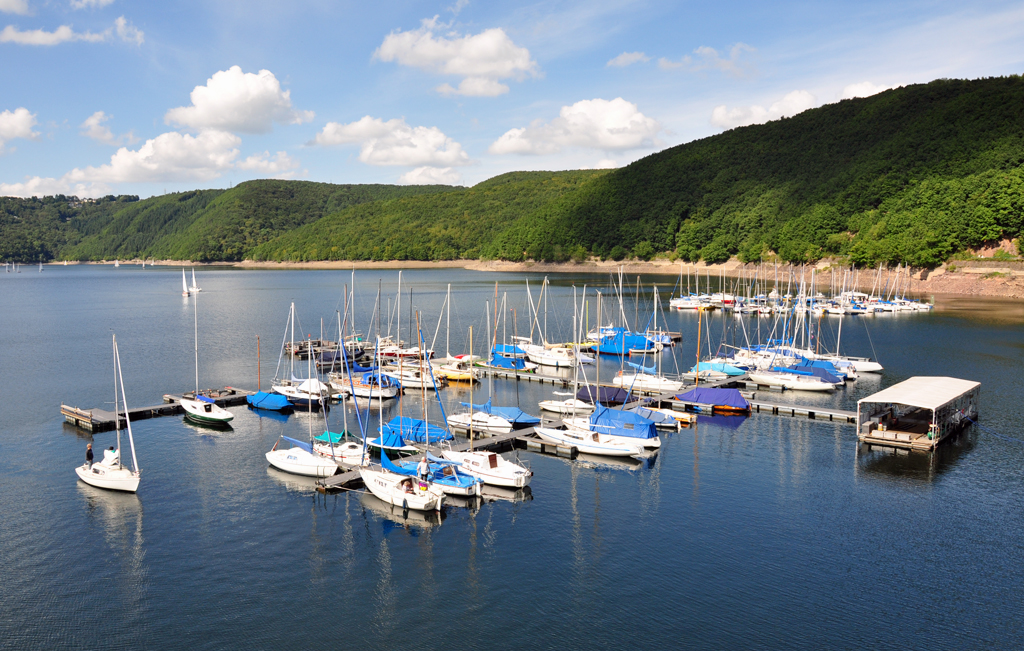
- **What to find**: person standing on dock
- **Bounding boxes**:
[416,455,430,482]
[85,444,93,469]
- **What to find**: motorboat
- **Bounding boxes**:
[441,450,532,488]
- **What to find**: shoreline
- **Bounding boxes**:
[51,258,1024,300]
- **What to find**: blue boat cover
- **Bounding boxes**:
[590,405,657,440]
[691,362,746,376]
[627,362,657,374]
[460,398,541,425]
[382,416,453,443]
[492,344,527,357]
[314,430,349,444]
[597,329,656,355]
[247,391,292,411]
[487,355,531,371]
[628,406,677,426]
[281,436,312,454]
[778,365,842,384]
[576,386,634,405]
[381,451,416,476]
[675,387,750,410]
[196,394,216,404]
[374,426,409,449]
[361,371,398,387]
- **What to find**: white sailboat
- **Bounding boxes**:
[441,449,532,488]
[76,335,141,493]
[181,268,190,297]
[188,268,202,293]
[179,292,234,425]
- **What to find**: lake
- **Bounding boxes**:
[1,265,1022,649]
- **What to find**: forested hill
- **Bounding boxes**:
[3,76,1024,266]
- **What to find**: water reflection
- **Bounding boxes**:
[359,492,443,530]
[77,484,148,617]
[855,426,978,481]
[266,466,320,492]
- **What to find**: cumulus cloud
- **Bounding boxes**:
[313,116,470,167]
[710,90,816,129]
[165,66,313,134]
[0,107,38,152]
[375,16,538,97]
[841,81,894,99]
[236,150,300,178]
[0,0,30,15]
[489,98,662,155]
[398,166,462,185]
[79,110,136,146]
[607,51,649,67]
[594,159,617,169]
[1,128,303,197]
[659,43,755,77]
[71,0,115,8]
[0,17,143,45]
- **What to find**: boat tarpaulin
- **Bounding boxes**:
[781,365,842,384]
[676,387,750,410]
[576,386,634,405]
[627,362,657,374]
[460,398,541,424]
[597,328,656,355]
[281,436,312,454]
[314,430,349,444]
[693,362,746,376]
[487,355,531,371]
[247,391,292,411]
[380,451,415,476]
[382,416,453,443]
[196,394,216,404]
[590,405,657,440]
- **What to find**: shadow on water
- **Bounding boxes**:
[855,424,979,481]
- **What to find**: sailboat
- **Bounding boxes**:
[265,387,338,477]
[38,260,43,272]
[179,292,234,425]
[114,260,120,268]
[247,336,293,412]
[360,452,445,511]
[76,335,141,493]
[181,268,190,297]
[188,268,202,293]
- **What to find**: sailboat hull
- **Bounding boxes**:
[181,398,235,424]
[75,463,140,493]
[359,467,444,511]
[266,448,339,477]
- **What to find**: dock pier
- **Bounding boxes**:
[61,386,254,433]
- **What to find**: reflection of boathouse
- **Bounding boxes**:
[857,377,980,451]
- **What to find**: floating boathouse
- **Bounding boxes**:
[857,376,980,450]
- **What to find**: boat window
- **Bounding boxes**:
[624,423,634,430]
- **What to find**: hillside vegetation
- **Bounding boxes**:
[3,76,1023,267]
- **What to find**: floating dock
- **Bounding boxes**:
[856,376,980,450]
[61,387,253,433]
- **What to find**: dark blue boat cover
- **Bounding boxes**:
[381,451,415,476]
[247,391,292,411]
[460,398,541,425]
[590,405,657,440]
[576,386,634,405]
[487,355,531,370]
[375,426,409,449]
[597,328,656,355]
[628,406,677,426]
[382,416,453,443]
[492,344,527,357]
[776,365,842,384]
[675,387,750,410]
[196,394,216,404]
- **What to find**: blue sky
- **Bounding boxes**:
[1,0,1022,198]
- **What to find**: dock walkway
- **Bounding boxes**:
[61,387,253,433]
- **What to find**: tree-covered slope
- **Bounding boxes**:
[249,170,609,261]
[485,76,1024,266]
[63,180,453,261]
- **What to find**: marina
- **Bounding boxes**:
[3,265,1019,650]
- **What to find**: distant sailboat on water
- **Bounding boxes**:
[188,268,202,293]
[181,268,190,297]
[114,260,120,268]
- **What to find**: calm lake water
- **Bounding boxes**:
[1,265,1023,649]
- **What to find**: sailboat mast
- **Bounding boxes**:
[257,336,261,391]
[114,337,139,474]
[468,325,474,451]
[446,283,451,359]
[193,291,200,394]
[290,302,295,380]
[396,270,402,346]
[113,334,121,468]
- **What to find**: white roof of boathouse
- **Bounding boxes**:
[858,376,980,411]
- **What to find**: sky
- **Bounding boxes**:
[1,0,1023,198]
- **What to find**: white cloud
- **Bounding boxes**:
[594,159,617,169]
[489,98,662,155]
[236,150,300,178]
[114,16,142,45]
[375,16,538,97]
[0,17,142,45]
[313,116,470,167]
[659,43,755,77]
[0,0,30,15]
[607,51,649,67]
[71,0,115,8]
[0,107,38,152]
[0,176,111,198]
[841,81,894,99]
[79,110,136,146]
[64,129,241,184]
[447,0,468,16]
[398,166,461,185]
[165,66,313,134]
[0,24,106,45]
[710,90,817,129]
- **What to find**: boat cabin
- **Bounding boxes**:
[857,376,979,450]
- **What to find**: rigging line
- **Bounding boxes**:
[861,318,880,364]
[963,416,1024,445]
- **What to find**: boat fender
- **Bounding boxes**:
[402,498,408,510]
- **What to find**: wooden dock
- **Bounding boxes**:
[61,386,254,433]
